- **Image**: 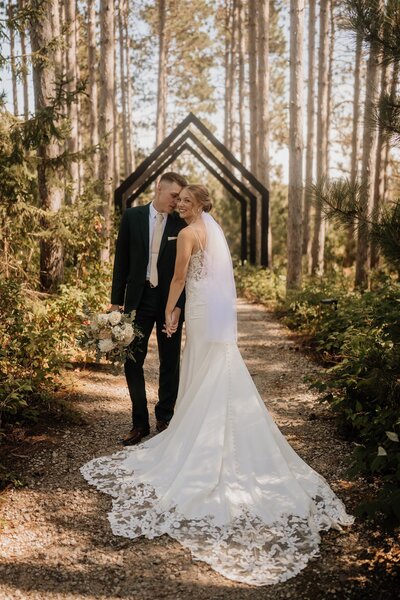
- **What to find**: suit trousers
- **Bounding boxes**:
[124,282,183,430]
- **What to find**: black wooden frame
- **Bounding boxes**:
[114,113,269,266]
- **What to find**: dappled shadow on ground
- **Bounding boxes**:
[0,548,396,600]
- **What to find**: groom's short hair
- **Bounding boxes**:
[159,172,188,188]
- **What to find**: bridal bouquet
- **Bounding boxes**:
[80,310,142,367]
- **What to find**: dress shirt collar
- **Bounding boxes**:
[150,202,167,221]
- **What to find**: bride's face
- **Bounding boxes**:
[177,190,201,221]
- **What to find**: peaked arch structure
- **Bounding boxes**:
[114,113,269,266]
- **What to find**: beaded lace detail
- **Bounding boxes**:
[185,249,207,300]
[80,449,354,586]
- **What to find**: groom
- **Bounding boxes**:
[110,172,188,445]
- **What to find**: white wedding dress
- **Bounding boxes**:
[81,224,354,586]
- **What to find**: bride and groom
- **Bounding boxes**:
[81,171,354,586]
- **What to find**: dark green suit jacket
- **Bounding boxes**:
[111,203,187,312]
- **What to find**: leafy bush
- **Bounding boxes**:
[0,264,111,429]
[234,263,286,308]
[284,278,400,527]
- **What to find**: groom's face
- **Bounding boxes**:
[155,180,183,214]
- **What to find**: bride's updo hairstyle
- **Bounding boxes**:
[184,185,213,213]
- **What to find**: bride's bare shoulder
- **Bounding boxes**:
[177,226,196,241]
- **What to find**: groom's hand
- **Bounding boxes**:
[108,304,123,312]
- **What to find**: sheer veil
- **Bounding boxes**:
[202,212,237,344]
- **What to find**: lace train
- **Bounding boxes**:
[80,446,354,586]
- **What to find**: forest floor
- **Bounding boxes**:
[0,299,399,600]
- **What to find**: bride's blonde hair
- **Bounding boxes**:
[184,185,213,213]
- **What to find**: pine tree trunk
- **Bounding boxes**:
[156,0,167,146]
[350,33,362,185]
[302,0,316,264]
[113,8,119,187]
[114,110,120,186]
[355,33,382,289]
[59,0,67,189]
[311,0,330,276]
[49,0,64,196]
[65,0,79,203]
[75,7,84,194]
[50,0,62,78]
[326,0,335,173]
[257,0,271,265]
[370,32,391,270]
[8,2,19,116]
[87,0,99,177]
[30,0,64,291]
[98,0,115,263]
[114,7,120,186]
[124,0,135,171]
[224,0,233,153]
[118,0,128,177]
[238,0,247,168]
[248,0,258,177]
[383,60,399,204]
[344,31,362,267]
[228,0,238,152]
[287,0,304,291]
[18,0,29,119]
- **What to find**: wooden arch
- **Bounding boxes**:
[114,113,269,266]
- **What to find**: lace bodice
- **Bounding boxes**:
[186,249,207,300]
[187,249,207,281]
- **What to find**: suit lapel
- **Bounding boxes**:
[138,203,150,262]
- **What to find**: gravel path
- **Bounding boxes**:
[0,300,398,600]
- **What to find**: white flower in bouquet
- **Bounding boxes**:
[98,338,116,353]
[108,311,122,326]
[122,323,135,346]
[112,325,126,341]
[97,313,109,327]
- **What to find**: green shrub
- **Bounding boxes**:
[0,264,111,429]
[234,263,286,308]
[284,278,400,527]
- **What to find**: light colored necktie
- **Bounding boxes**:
[149,212,164,287]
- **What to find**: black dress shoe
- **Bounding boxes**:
[156,419,169,433]
[121,426,150,446]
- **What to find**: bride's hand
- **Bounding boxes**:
[163,310,174,338]
[163,307,181,337]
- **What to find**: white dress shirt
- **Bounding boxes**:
[146,202,168,279]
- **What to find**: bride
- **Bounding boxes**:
[81,184,354,586]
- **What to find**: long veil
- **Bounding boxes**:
[202,212,237,343]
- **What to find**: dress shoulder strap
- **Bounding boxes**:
[189,225,205,251]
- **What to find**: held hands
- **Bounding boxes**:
[163,307,181,338]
